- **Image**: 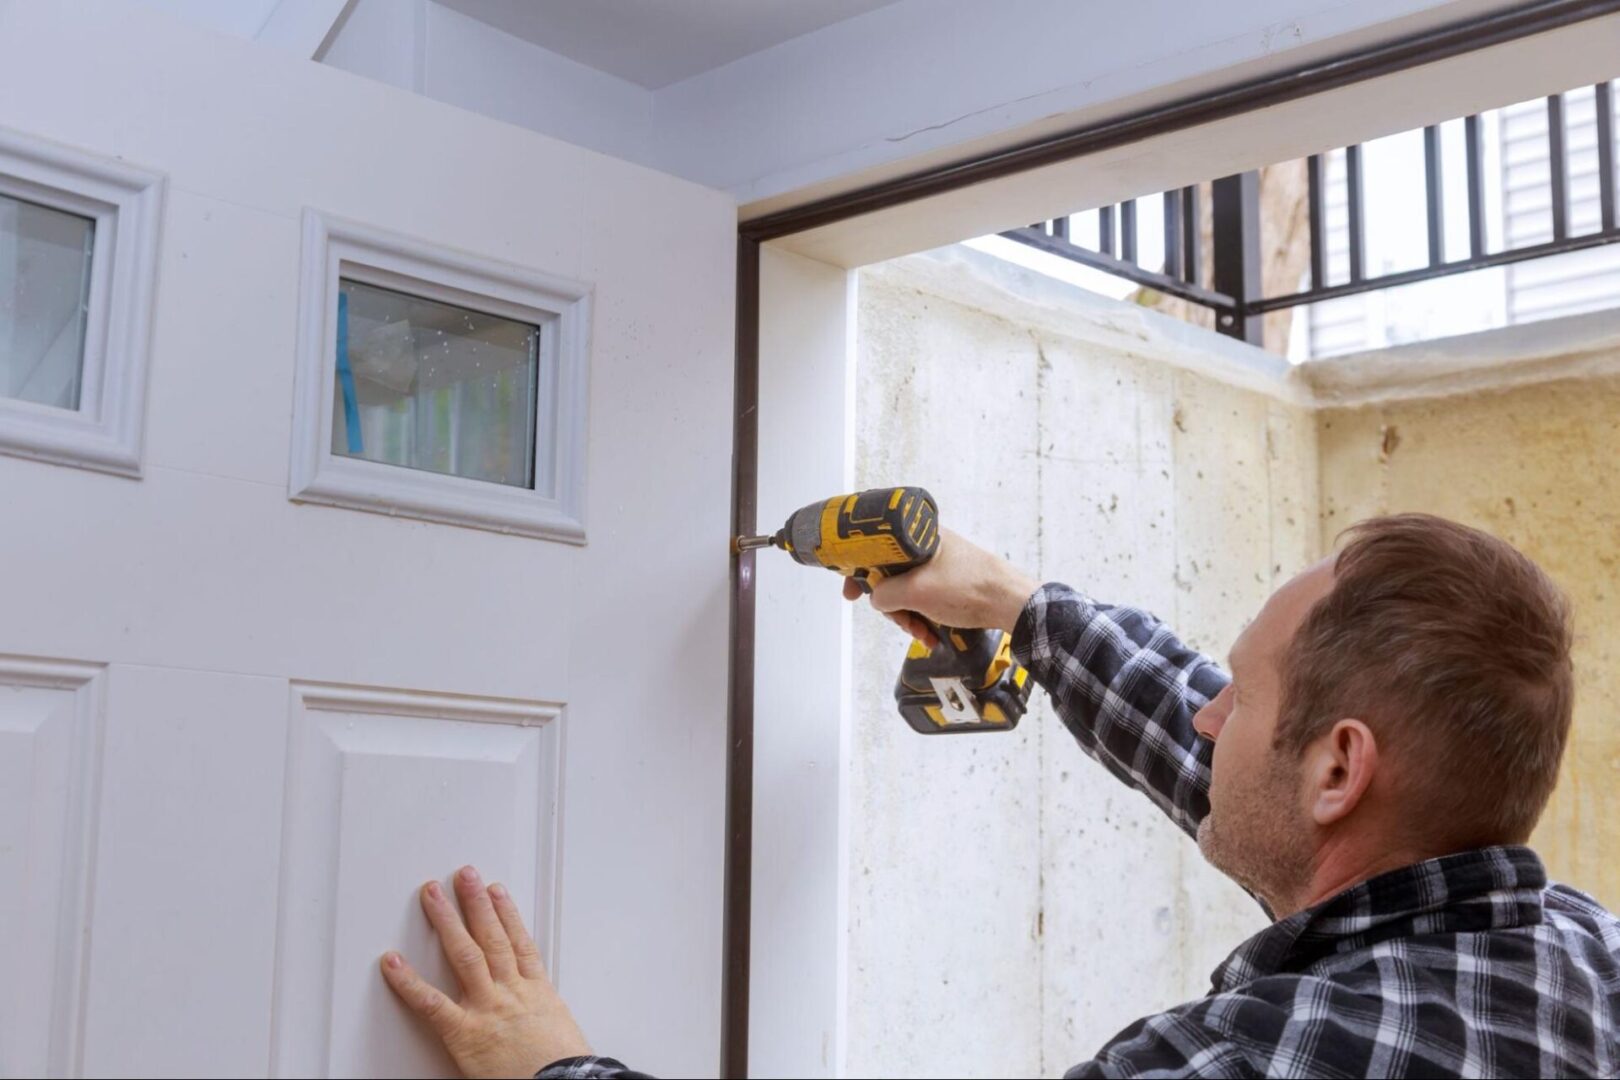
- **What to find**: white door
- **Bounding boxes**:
[0,5,735,1078]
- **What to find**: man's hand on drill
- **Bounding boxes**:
[843,527,1040,645]
[381,865,590,1079]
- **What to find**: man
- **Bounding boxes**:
[383,513,1620,1078]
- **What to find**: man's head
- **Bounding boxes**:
[1192,514,1574,914]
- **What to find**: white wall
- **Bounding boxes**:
[309,0,1531,206]
[0,1,735,1074]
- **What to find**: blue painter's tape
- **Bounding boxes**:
[336,289,363,454]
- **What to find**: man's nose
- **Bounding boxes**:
[1193,689,1230,741]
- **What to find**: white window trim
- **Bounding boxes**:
[290,210,592,543]
[0,127,165,476]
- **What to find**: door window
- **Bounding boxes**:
[290,212,590,542]
[0,193,94,411]
[333,279,540,490]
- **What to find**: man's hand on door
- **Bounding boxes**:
[382,865,591,1079]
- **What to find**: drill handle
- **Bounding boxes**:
[851,570,956,653]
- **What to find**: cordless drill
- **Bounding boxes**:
[736,486,1032,733]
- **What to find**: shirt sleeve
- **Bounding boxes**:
[535,1056,654,1079]
[1011,582,1228,841]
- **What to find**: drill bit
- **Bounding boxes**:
[733,533,779,554]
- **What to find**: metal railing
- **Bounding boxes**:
[1001,81,1620,344]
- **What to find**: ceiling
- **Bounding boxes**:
[433,0,902,89]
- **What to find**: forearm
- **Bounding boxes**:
[1010,583,1226,840]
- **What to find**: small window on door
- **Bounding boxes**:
[291,211,591,543]
[0,129,164,478]
[0,193,95,411]
[333,279,540,490]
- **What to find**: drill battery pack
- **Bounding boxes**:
[893,626,1033,734]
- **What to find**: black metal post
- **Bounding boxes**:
[1120,199,1138,264]
[1465,114,1487,257]
[1345,144,1366,282]
[1099,205,1116,257]
[1599,82,1617,233]
[1163,190,1185,280]
[1183,186,1201,285]
[1307,154,1327,289]
[1212,172,1263,345]
[1548,93,1569,240]
[722,236,759,1080]
[1424,125,1445,265]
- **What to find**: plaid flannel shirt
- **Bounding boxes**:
[540,583,1620,1079]
[1019,583,1620,1078]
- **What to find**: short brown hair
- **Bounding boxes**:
[1276,514,1573,847]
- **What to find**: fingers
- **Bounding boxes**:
[487,881,547,980]
[453,866,517,982]
[886,610,939,648]
[907,613,940,648]
[842,577,862,602]
[420,879,494,997]
[866,572,913,615]
[380,951,466,1037]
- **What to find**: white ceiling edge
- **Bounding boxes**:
[405,0,1527,210]
[432,0,901,90]
[165,0,1546,223]
[683,0,1530,212]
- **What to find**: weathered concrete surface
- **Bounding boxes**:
[849,272,1046,1079]
[1319,377,1620,910]
[850,249,1309,1076]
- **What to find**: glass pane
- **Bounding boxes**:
[333,278,540,489]
[0,193,95,411]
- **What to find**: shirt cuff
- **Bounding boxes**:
[536,1055,639,1079]
[1011,581,1099,674]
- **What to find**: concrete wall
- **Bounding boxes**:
[848,247,1314,1077]
[1319,369,1620,911]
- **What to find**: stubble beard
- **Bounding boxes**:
[1196,754,1313,912]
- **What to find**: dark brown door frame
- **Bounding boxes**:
[722,2,1616,1075]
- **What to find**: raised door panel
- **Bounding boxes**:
[0,658,102,1079]
[272,684,561,1079]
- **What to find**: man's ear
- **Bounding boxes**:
[1305,719,1378,827]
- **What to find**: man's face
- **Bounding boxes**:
[1192,561,1335,907]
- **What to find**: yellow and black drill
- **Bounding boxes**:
[736,486,1032,734]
